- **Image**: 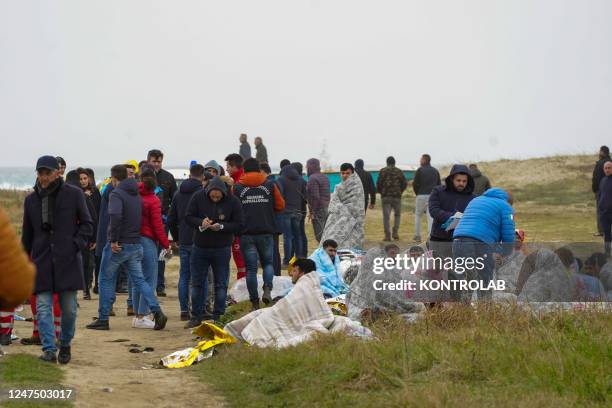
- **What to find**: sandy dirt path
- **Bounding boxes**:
[9,259,226,408]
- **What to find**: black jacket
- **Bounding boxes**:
[22,180,94,293]
[108,178,142,244]
[185,177,243,248]
[156,168,178,216]
[598,176,612,215]
[235,174,279,235]
[168,178,203,246]
[413,164,441,195]
[277,165,307,215]
[355,165,376,209]
[592,155,611,194]
[428,164,475,241]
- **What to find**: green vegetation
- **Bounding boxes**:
[0,354,72,407]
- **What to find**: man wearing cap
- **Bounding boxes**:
[22,156,94,363]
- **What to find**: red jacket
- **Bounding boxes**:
[139,183,170,248]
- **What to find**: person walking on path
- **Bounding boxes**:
[23,155,94,363]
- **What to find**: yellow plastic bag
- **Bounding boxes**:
[161,322,237,368]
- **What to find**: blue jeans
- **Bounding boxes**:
[127,271,133,308]
[178,245,193,313]
[37,291,77,353]
[132,237,159,315]
[98,243,161,321]
[281,213,304,263]
[452,237,495,301]
[190,245,231,321]
[241,234,274,302]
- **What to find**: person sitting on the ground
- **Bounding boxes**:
[309,239,348,298]
[289,258,317,284]
[516,248,574,302]
[599,259,612,300]
[579,253,608,300]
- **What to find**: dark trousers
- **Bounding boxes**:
[273,234,281,276]
[82,248,95,293]
[600,213,612,256]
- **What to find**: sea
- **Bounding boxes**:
[0,166,120,190]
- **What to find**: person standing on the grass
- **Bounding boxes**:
[597,160,612,257]
[254,136,269,164]
[235,158,285,310]
[239,133,252,160]
[146,149,177,298]
[278,162,307,263]
[66,170,98,301]
[453,188,515,300]
[306,158,331,243]
[376,156,408,241]
[22,155,94,363]
[261,162,284,276]
[168,164,207,321]
[132,168,170,329]
[185,176,243,327]
[0,207,35,349]
[87,164,168,332]
[469,164,491,196]
[593,146,611,237]
[225,153,247,279]
[412,154,440,242]
[292,162,309,258]
[354,159,376,213]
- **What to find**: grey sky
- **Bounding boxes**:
[1,0,611,168]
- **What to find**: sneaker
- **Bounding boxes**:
[262,286,273,305]
[132,317,155,329]
[153,311,168,330]
[58,346,71,365]
[20,336,42,346]
[83,291,91,300]
[251,300,261,311]
[39,351,57,363]
[184,318,201,329]
[383,235,391,242]
[180,312,190,321]
[93,285,99,294]
[157,290,167,297]
[393,234,400,241]
[593,232,604,237]
[0,333,11,346]
[127,307,135,316]
[86,319,109,330]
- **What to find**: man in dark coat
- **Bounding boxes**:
[428,164,475,255]
[22,156,94,364]
[354,159,376,212]
[597,160,612,256]
[592,145,611,236]
[277,163,307,264]
[87,164,168,332]
[306,158,331,243]
[146,149,177,297]
[168,164,206,321]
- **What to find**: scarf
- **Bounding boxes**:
[35,178,63,232]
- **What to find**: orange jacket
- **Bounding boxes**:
[0,207,35,310]
[238,172,286,212]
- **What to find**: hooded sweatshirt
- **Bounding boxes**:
[168,177,203,246]
[108,178,142,244]
[453,188,515,254]
[204,160,222,176]
[306,159,330,210]
[278,165,307,214]
[139,183,170,248]
[428,164,475,241]
[470,167,491,196]
[235,171,285,234]
[185,176,243,248]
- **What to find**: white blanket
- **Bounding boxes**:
[224,272,372,348]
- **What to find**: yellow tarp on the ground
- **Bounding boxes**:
[160,322,237,369]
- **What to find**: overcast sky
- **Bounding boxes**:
[1,0,611,168]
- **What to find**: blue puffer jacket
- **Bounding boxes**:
[453,188,515,254]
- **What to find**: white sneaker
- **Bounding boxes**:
[132,317,155,329]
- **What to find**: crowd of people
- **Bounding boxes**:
[1,135,611,364]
